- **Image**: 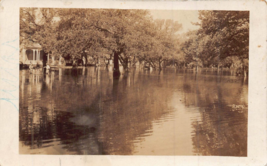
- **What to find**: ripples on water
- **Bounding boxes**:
[19,67,248,156]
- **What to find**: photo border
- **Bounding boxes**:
[0,0,266,165]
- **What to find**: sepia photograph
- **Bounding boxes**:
[0,0,267,165]
[19,8,249,156]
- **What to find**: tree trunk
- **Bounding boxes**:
[243,64,247,78]
[52,55,55,65]
[113,51,120,77]
[42,53,48,74]
[243,69,247,77]
[158,60,162,71]
[123,58,128,71]
[139,60,143,69]
[105,59,109,69]
[176,62,179,69]
[162,60,166,69]
[241,58,247,78]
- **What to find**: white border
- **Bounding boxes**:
[0,0,266,165]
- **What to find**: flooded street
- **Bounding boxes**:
[19,67,248,156]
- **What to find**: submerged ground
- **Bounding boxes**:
[19,67,248,156]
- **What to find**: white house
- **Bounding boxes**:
[20,43,45,65]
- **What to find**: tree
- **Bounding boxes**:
[55,9,152,75]
[20,8,184,76]
[93,9,153,74]
[195,11,249,70]
[20,8,59,49]
[180,11,249,75]
[137,19,182,71]
[180,30,204,68]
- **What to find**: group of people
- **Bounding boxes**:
[29,62,50,74]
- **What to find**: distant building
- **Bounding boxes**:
[20,43,116,67]
[20,43,45,65]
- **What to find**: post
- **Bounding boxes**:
[33,49,35,61]
[52,55,55,65]
[38,50,40,61]
[59,68,62,83]
[59,55,62,65]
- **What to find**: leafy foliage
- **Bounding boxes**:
[20,8,183,71]
[20,9,249,75]
[181,11,249,70]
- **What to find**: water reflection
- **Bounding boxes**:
[19,67,247,156]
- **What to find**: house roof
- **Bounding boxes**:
[23,42,42,49]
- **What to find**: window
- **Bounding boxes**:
[26,49,33,60]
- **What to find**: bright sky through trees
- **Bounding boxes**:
[149,10,200,34]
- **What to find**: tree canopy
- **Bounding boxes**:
[181,11,249,68]
[20,8,184,72]
[20,9,249,75]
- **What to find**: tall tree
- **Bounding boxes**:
[196,10,249,62]
[180,11,249,74]
[20,8,58,47]
[138,19,182,70]
[20,8,184,76]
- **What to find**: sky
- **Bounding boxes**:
[33,8,200,34]
[149,10,200,34]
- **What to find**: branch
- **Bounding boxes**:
[148,59,155,68]
[93,21,114,35]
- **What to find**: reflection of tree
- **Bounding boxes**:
[19,68,104,154]
[192,104,247,156]
[19,99,103,154]
[20,68,248,156]
[99,70,174,155]
[181,74,248,156]
[20,68,174,155]
[182,74,248,108]
[19,107,54,149]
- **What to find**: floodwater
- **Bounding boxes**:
[19,67,248,156]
